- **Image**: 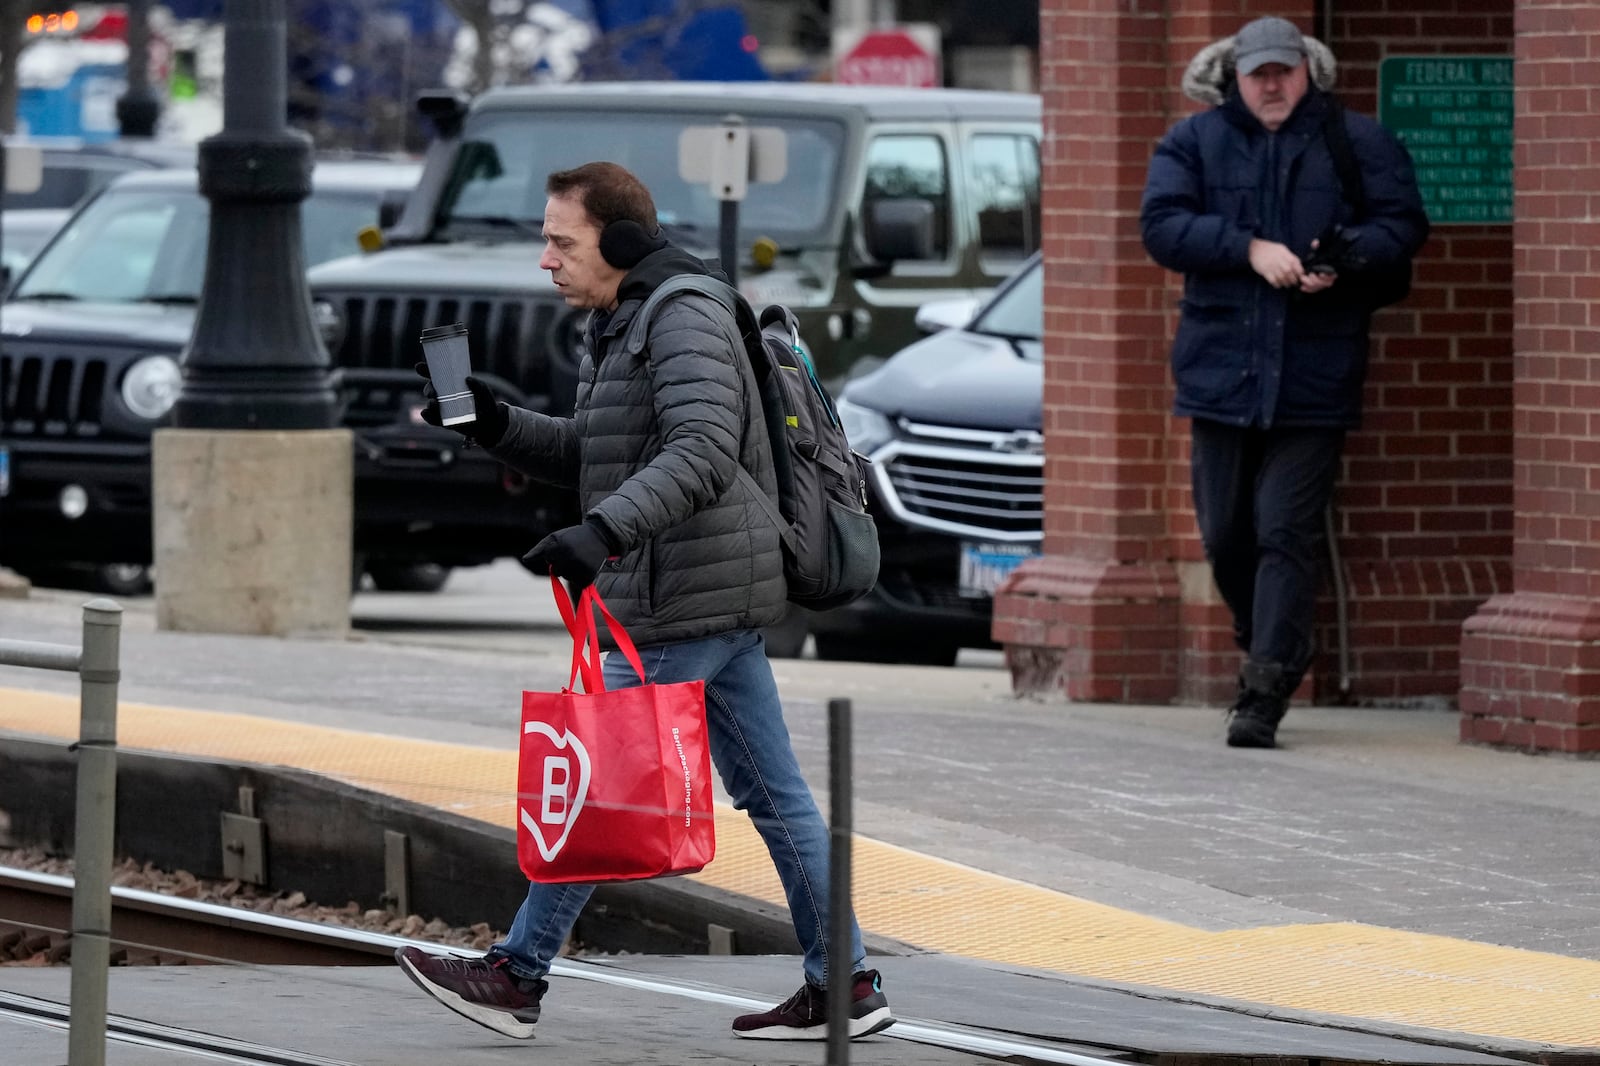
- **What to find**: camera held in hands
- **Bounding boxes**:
[1302,224,1366,277]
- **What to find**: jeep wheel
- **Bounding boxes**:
[366,562,452,594]
[814,632,958,668]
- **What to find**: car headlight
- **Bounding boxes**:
[120,355,182,420]
[313,299,346,352]
[835,397,894,457]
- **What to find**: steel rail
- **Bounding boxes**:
[0,989,361,1065]
[2,865,1130,1066]
[0,867,394,966]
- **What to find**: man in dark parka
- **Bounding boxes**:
[1141,16,1428,747]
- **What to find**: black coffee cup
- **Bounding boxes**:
[419,322,475,426]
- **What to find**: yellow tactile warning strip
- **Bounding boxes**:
[4,687,1599,1048]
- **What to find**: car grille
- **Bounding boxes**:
[0,350,108,437]
[871,422,1044,541]
[318,290,581,410]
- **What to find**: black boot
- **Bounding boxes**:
[1226,659,1290,749]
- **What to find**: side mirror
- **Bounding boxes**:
[863,198,935,264]
[415,89,470,139]
[914,296,980,334]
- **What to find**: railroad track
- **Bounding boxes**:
[0,865,397,967]
[0,864,1128,1065]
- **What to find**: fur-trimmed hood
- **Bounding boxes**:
[1182,34,1338,106]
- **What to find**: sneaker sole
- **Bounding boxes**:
[732,1009,896,1041]
[395,949,537,1040]
[852,1007,896,1038]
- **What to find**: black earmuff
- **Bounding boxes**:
[599,220,668,270]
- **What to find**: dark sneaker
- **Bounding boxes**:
[1226,691,1288,749]
[732,969,894,1040]
[395,946,547,1039]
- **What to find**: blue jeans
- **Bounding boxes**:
[490,629,865,989]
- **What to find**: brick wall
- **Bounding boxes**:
[1458,0,1600,753]
[993,0,1185,703]
[1009,0,1518,710]
[1156,0,1516,707]
[1309,0,1515,706]
[1034,0,1169,572]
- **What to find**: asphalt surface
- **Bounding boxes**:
[2,561,1598,1062]
[5,563,1597,956]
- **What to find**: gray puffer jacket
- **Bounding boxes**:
[487,249,787,648]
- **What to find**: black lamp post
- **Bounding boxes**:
[172,0,338,430]
[115,0,161,137]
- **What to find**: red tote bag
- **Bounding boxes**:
[516,578,716,884]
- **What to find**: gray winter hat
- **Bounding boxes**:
[1234,16,1307,75]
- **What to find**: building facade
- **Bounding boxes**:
[995,0,1600,753]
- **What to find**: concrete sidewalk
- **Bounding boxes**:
[2,581,1598,1057]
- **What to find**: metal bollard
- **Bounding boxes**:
[0,599,122,1066]
[827,697,853,1066]
[68,600,122,1066]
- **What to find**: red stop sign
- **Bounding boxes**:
[836,29,940,88]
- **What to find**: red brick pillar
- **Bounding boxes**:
[1458,0,1600,753]
[991,0,1181,703]
[995,1,1314,703]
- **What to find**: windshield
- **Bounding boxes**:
[970,256,1042,343]
[439,110,847,245]
[2,218,66,277]
[15,185,392,303]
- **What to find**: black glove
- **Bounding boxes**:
[522,520,616,594]
[414,363,509,447]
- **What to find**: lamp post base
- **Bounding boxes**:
[152,429,353,637]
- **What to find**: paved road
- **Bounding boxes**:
[4,565,1598,960]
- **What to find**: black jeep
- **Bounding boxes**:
[0,160,519,594]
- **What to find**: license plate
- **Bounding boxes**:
[958,542,1037,598]
[0,446,9,498]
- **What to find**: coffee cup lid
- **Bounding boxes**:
[420,322,468,342]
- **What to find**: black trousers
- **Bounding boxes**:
[1189,419,1345,687]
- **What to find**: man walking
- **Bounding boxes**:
[1140,17,1428,748]
[394,161,894,1041]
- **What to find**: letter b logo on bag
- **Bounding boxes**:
[519,721,591,862]
[541,758,572,821]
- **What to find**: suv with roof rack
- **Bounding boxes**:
[305,81,1041,652]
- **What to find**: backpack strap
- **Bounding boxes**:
[735,467,792,549]
[1321,95,1368,217]
[618,273,740,359]
[617,272,799,550]
[733,446,852,550]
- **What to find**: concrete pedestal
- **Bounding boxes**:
[152,429,352,637]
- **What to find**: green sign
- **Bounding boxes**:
[1378,55,1513,224]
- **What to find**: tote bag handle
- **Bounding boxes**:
[549,575,645,693]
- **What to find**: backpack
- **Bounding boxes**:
[619,274,881,611]
[1322,96,1414,310]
